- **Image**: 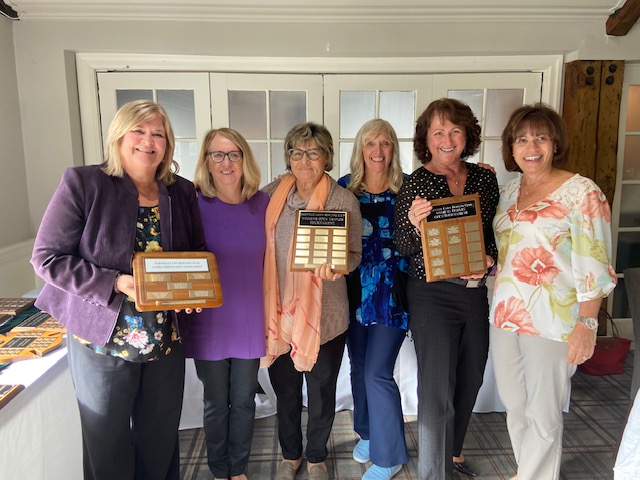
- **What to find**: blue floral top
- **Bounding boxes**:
[338,175,409,330]
[80,206,179,362]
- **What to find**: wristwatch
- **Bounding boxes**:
[576,316,598,331]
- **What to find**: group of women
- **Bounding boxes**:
[31,96,616,480]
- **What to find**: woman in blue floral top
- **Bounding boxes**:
[338,119,409,480]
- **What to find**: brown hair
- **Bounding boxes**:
[284,122,334,171]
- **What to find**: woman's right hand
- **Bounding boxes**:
[408,196,432,228]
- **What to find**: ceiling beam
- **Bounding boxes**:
[606,0,640,36]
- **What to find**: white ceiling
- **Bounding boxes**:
[4,0,624,22]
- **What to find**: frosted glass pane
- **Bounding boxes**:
[448,90,484,124]
[620,184,640,227]
[158,90,196,139]
[116,90,153,110]
[483,139,518,187]
[627,86,640,132]
[485,89,524,137]
[612,279,630,318]
[248,142,267,186]
[380,91,416,138]
[623,136,640,180]
[271,142,288,180]
[229,91,267,139]
[340,91,375,138]
[399,141,415,174]
[270,91,306,139]
[340,142,354,178]
[616,232,640,271]
[173,140,197,181]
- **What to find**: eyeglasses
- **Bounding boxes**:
[288,148,323,161]
[206,151,243,163]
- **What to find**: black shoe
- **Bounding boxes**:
[453,460,478,477]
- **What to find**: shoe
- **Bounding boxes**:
[452,460,478,477]
[362,464,402,480]
[274,459,301,480]
[307,462,328,480]
[353,438,370,463]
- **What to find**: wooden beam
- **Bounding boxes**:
[606,0,640,36]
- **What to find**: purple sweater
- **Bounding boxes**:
[184,191,269,361]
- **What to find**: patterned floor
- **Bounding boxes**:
[179,354,633,480]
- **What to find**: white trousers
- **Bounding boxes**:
[490,327,576,480]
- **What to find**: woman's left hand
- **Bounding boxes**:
[566,323,596,365]
[314,263,343,281]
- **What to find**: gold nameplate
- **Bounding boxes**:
[0,330,64,363]
[420,193,487,282]
[132,251,223,312]
[291,210,350,275]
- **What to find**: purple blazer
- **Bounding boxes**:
[31,164,205,346]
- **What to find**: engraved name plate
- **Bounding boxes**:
[290,210,350,275]
[0,330,64,363]
[419,193,487,282]
[132,251,223,312]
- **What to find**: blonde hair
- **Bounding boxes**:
[346,119,404,195]
[193,128,261,200]
[102,100,177,185]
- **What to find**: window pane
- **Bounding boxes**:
[173,140,197,181]
[270,91,306,139]
[380,91,416,138]
[616,231,640,271]
[229,91,267,139]
[340,142,354,178]
[612,279,630,318]
[399,141,414,174]
[248,142,267,186]
[622,135,640,180]
[340,91,375,138]
[116,90,153,110]
[271,142,288,180]
[626,86,640,132]
[485,89,524,137]
[448,90,484,124]
[483,139,518,186]
[157,90,196,139]
[619,184,640,227]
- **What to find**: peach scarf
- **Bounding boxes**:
[261,173,330,372]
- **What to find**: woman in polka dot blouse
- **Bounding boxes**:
[393,98,499,480]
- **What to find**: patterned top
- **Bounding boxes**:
[490,174,617,342]
[81,206,179,362]
[338,175,409,330]
[394,162,499,280]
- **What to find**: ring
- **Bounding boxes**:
[582,356,588,360]
[412,212,416,218]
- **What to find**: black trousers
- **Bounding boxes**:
[268,332,346,464]
[408,278,489,480]
[66,335,185,480]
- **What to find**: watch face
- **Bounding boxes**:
[580,317,598,330]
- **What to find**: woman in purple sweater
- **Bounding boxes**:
[186,128,269,480]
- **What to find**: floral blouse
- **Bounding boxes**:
[490,174,617,342]
[80,206,179,362]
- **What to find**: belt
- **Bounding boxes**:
[443,276,487,288]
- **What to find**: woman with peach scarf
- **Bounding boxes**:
[261,122,362,480]
[490,104,617,480]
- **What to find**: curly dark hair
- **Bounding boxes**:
[501,103,569,172]
[413,98,481,164]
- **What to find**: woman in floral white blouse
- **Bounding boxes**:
[490,103,617,480]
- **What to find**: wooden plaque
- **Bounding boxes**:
[12,311,66,333]
[0,384,25,409]
[420,193,487,282]
[290,210,350,275]
[0,298,35,316]
[132,251,223,312]
[0,330,64,363]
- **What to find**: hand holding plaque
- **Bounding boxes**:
[419,193,487,282]
[132,251,223,312]
[290,210,350,275]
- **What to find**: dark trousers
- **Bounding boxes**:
[268,332,346,464]
[347,322,408,467]
[194,357,260,478]
[408,278,489,480]
[66,335,185,480]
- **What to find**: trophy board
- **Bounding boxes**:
[420,193,487,282]
[290,210,350,275]
[12,311,66,333]
[0,298,35,316]
[132,251,223,312]
[0,384,25,409]
[0,330,64,363]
